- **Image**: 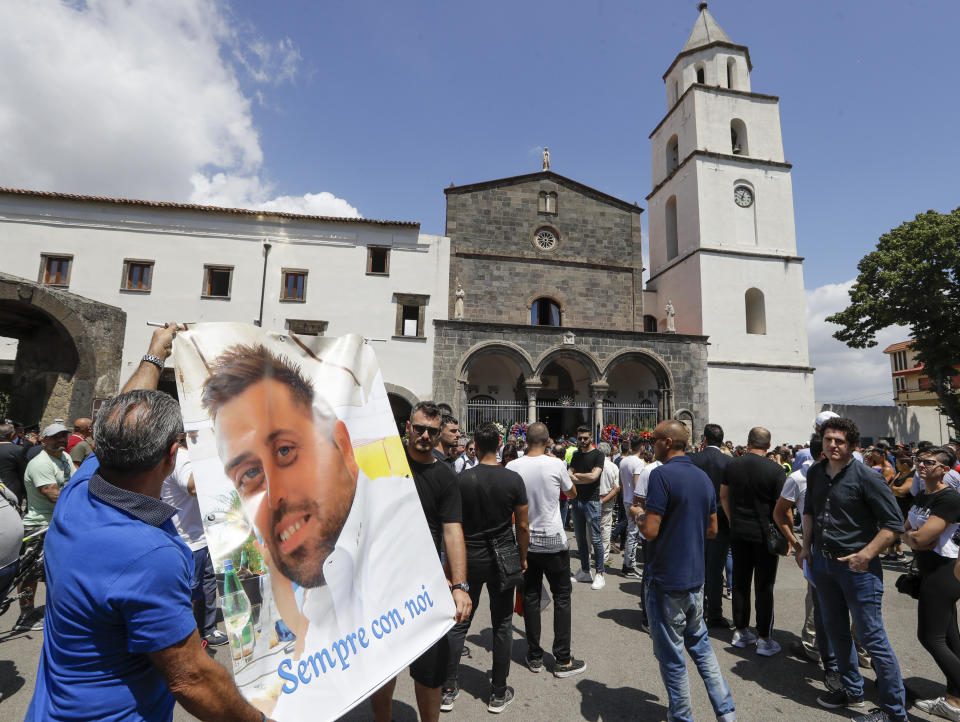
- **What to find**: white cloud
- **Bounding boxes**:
[807,280,908,405]
[0,0,358,217]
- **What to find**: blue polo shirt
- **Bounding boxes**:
[26,456,197,722]
[643,455,717,592]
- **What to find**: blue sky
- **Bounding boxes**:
[1,0,957,403]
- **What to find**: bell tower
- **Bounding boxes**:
[645,2,815,442]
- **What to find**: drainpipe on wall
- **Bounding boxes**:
[256,241,272,327]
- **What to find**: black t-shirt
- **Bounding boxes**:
[721,453,786,543]
[910,487,960,576]
[458,464,528,563]
[407,451,462,556]
[570,448,605,502]
[0,442,27,505]
[432,448,456,469]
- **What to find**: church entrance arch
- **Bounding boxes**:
[602,350,674,432]
[534,349,599,440]
[459,343,533,431]
[0,273,125,426]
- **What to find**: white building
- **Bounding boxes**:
[0,188,448,425]
[644,3,815,443]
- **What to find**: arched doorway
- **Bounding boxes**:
[0,273,125,426]
[459,343,534,431]
[602,350,674,433]
[384,383,418,436]
[534,349,599,440]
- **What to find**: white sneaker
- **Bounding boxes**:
[573,569,593,583]
[731,629,758,648]
[756,638,781,656]
[914,697,960,721]
[591,573,606,590]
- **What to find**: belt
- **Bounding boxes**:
[818,548,851,560]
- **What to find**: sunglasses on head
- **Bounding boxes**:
[411,423,441,438]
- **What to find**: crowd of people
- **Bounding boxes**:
[2,323,960,722]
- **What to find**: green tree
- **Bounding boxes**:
[826,208,960,435]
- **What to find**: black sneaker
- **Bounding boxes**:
[440,687,459,713]
[553,658,587,678]
[203,630,229,646]
[13,610,43,633]
[622,566,641,579]
[823,669,843,693]
[525,656,543,673]
[851,709,893,722]
[488,687,514,714]
[817,688,865,709]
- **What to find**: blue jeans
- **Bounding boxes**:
[811,552,907,721]
[571,499,604,574]
[645,582,736,722]
[191,547,218,636]
[623,516,641,570]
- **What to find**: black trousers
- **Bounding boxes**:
[918,557,960,697]
[445,557,515,695]
[704,530,730,620]
[522,550,572,665]
[730,537,779,636]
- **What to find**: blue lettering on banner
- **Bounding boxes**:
[277,582,439,694]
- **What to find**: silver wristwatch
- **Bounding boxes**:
[451,582,470,593]
[142,353,164,371]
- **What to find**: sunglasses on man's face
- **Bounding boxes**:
[411,423,441,438]
[917,458,942,468]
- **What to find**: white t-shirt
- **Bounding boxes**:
[507,454,573,552]
[454,456,478,474]
[634,460,662,502]
[780,461,811,516]
[619,454,644,505]
[160,448,206,551]
[599,459,619,504]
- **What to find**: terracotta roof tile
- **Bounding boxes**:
[0,187,419,228]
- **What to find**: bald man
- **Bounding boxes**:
[68,418,93,465]
[638,421,736,722]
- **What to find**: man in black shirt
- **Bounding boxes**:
[0,422,27,506]
[798,417,907,721]
[442,422,528,714]
[371,401,471,722]
[719,427,786,655]
[568,425,606,589]
[689,423,732,628]
[432,414,460,468]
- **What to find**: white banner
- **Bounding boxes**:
[173,323,454,720]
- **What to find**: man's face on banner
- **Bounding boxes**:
[213,378,358,588]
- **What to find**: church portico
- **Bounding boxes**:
[435,320,707,440]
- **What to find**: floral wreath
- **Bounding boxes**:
[509,422,529,440]
[601,424,621,443]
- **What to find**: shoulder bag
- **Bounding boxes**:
[751,492,789,556]
[488,525,524,591]
[895,559,922,599]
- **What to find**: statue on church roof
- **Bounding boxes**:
[542,147,550,171]
[665,299,676,333]
[454,279,465,320]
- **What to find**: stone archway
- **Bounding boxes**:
[602,349,676,430]
[384,382,419,436]
[0,272,125,426]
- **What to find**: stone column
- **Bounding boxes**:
[524,379,542,424]
[456,379,469,425]
[590,381,609,435]
[656,387,674,422]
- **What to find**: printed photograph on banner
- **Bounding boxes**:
[172,323,455,721]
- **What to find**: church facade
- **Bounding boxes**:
[432,170,709,439]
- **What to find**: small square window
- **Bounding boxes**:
[202,265,233,298]
[121,259,154,292]
[40,254,72,287]
[281,270,307,302]
[393,293,429,339]
[367,247,390,275]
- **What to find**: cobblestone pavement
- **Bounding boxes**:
[0,544,948,721]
